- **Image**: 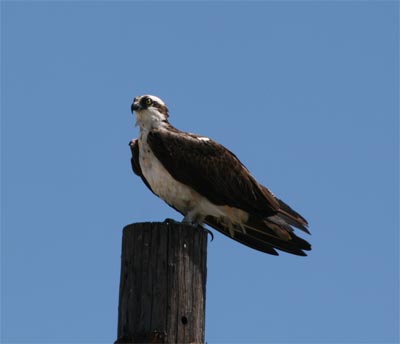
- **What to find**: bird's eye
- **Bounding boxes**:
[145,98,153,106]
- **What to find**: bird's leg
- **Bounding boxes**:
[182,212,214,241]
[182,210,199,225]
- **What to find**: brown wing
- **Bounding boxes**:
[147,128,280,218]
[129,138,311,256]
[129,139,141,176]
[129,139,155,194]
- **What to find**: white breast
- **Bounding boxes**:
[138,130,223,219]
[138,129,250,229]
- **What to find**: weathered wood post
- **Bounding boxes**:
[115,221,208,344]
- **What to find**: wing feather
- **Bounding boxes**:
[129,136,311,256]
[147,128,279,218]
[129,139,154,193]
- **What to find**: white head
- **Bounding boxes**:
[131,95,169,129]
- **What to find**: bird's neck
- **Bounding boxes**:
[135,108,169,132]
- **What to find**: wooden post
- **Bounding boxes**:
[115,221,208,344]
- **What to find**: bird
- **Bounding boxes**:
[129,94,311,256]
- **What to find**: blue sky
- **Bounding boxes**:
[1,1,398,343]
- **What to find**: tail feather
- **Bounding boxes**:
[275,198,310,234]
[205,216,279,255]
[245,215,311,253]
[205,215,311,256]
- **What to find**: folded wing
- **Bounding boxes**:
[130,137,311,256]
[147,128,280,218]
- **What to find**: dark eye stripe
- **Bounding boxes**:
[140,97,153,108]
[137,96,168,117]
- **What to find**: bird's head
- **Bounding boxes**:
[131,95,169,129]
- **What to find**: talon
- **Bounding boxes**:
[195,225,214,241]
[164,218,179,224]
[206,229,214,241]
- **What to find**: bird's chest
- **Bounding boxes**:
[138,132,195,210]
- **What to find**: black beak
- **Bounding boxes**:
[131,103,141,113]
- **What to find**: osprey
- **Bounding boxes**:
[129,95,311,256]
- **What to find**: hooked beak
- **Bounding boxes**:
[131,102,141,113]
